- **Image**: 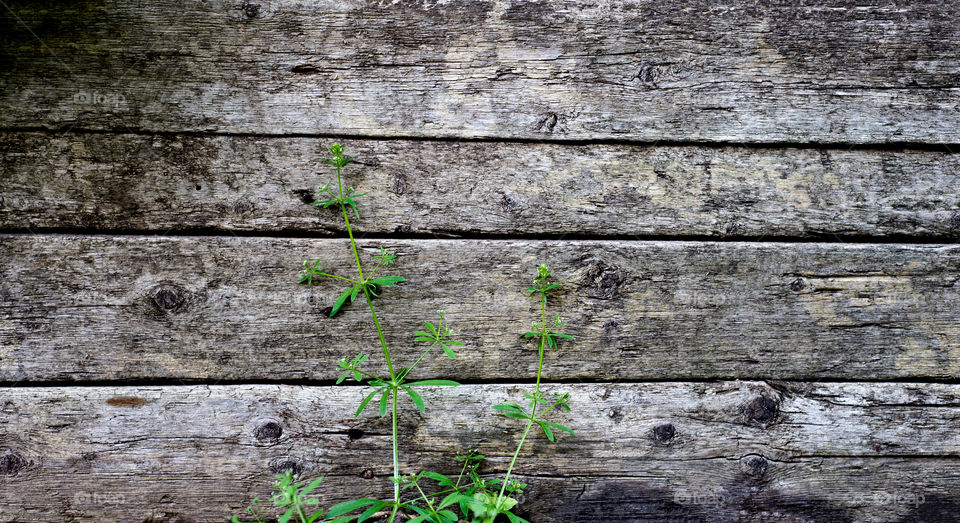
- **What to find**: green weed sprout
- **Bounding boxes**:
[299,144,461,523]
[235,146,574,523]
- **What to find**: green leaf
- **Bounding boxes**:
[422,471,455,487]
[301,476,324,496]
[521,332,538,338]
[542,421,575,435]
[537,421,555,442]
[492,402,525,412]
[555,333,574,340]
[403,386,425,412]
[357,501,389,522]
[369,276,406,286]
[379,388,390,417]
[424,321,437,335]
[350,284,360,303]
[406,379,460,387]
[504,511,531,523]
[331,286,355,317]
[336,372,349,385]
[355,387,382,417]
[325,498,381,518]
[441,343,456,359]
[278,508,294,523]
[445,339,464,346]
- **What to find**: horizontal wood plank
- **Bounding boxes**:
[2,235,958,381]
[2,1,960,142]
[2,133,959,238]
[1,383,958,522]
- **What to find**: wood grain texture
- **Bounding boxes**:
[2,1,960,142]
[3,132,960,238]
[1,383,959,522]
[3,235,959,382]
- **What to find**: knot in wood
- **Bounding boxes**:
[269,457,303,476]
[579,263,627,299]
[739,454,768,478]
[360,469,375,480]
[744,395,779,424]
[254,421,283,442]
[652,423,676,444]
[790,277,805,292]
[152,284,186,311]
[241,2,260,18]
[0,451,27,475]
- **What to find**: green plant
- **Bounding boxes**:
[234,145,574,523]
[301,143,462,523]
[466,264,574,522]
[232,469,324,523]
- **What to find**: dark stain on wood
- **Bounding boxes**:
[106,396,149,408]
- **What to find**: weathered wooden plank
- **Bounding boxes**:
[2,132,959,238]
[2,1,960,142]
[1,383,958,522]
[2,235,958,381]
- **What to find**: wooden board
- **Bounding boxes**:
[1,383,959,521]
[3,132,959,238]
[3,235,959,382]
[2,1,960,142]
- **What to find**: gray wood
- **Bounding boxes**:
[2,235,958,382]
[3,132,959,238]
[1,383,958,522]
[2,1,960,143]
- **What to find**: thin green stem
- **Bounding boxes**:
[413,480,438,516]
[536,396,566,419]
[495,292,548,508]
[454,456,471,489]
[495,419,534,506]
[363,288,396,379]
[316,271,358,284]
[368,256,387,279]
[401,340,439,380]
[388,388,400,523]
[333,152,401,521]
[352,368,382,382]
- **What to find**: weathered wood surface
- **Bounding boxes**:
[1,383,959,522]
[3,132,959,238]
[3,1,960,142]
[3,235,959,382]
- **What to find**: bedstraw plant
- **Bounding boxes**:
[233,144,575,523]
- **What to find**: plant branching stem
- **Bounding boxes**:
[495,293,548,508]
[337,162,401,520]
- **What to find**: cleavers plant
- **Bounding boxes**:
[234,144,574,523]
